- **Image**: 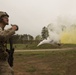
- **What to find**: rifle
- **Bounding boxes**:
[6,37,14,67]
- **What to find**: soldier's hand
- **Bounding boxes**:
[11,24,19,31]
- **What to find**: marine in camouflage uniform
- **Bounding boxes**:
[0,11,18,75]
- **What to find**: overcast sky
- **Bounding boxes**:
[0,0,76,37]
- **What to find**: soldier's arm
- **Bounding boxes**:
[0,27,15,40]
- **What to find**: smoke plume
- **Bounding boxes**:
[48,16,76,44]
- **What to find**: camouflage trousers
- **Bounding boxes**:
[0,60,14,75]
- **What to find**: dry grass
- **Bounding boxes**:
[13,49,76,75]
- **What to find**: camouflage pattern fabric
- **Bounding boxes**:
[0,27,15,75]
[0,61,14,75]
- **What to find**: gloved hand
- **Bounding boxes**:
[11,24,19,31]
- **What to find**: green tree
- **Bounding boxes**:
[35,35,42,40]
[41,26,49,39]
[28,35,34,40]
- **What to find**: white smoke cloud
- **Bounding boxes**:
[37,23,62,46]
[37,16,76,46]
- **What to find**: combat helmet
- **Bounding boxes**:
[0,11,9,18]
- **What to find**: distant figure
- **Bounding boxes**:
[0,11,18,75]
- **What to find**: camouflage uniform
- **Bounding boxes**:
[0,27,15,75]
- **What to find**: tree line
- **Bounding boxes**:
[10,26,49,44]
[11,23,76,44]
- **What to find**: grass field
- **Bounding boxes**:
[7,43,76,50]
[13,49,76,75]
